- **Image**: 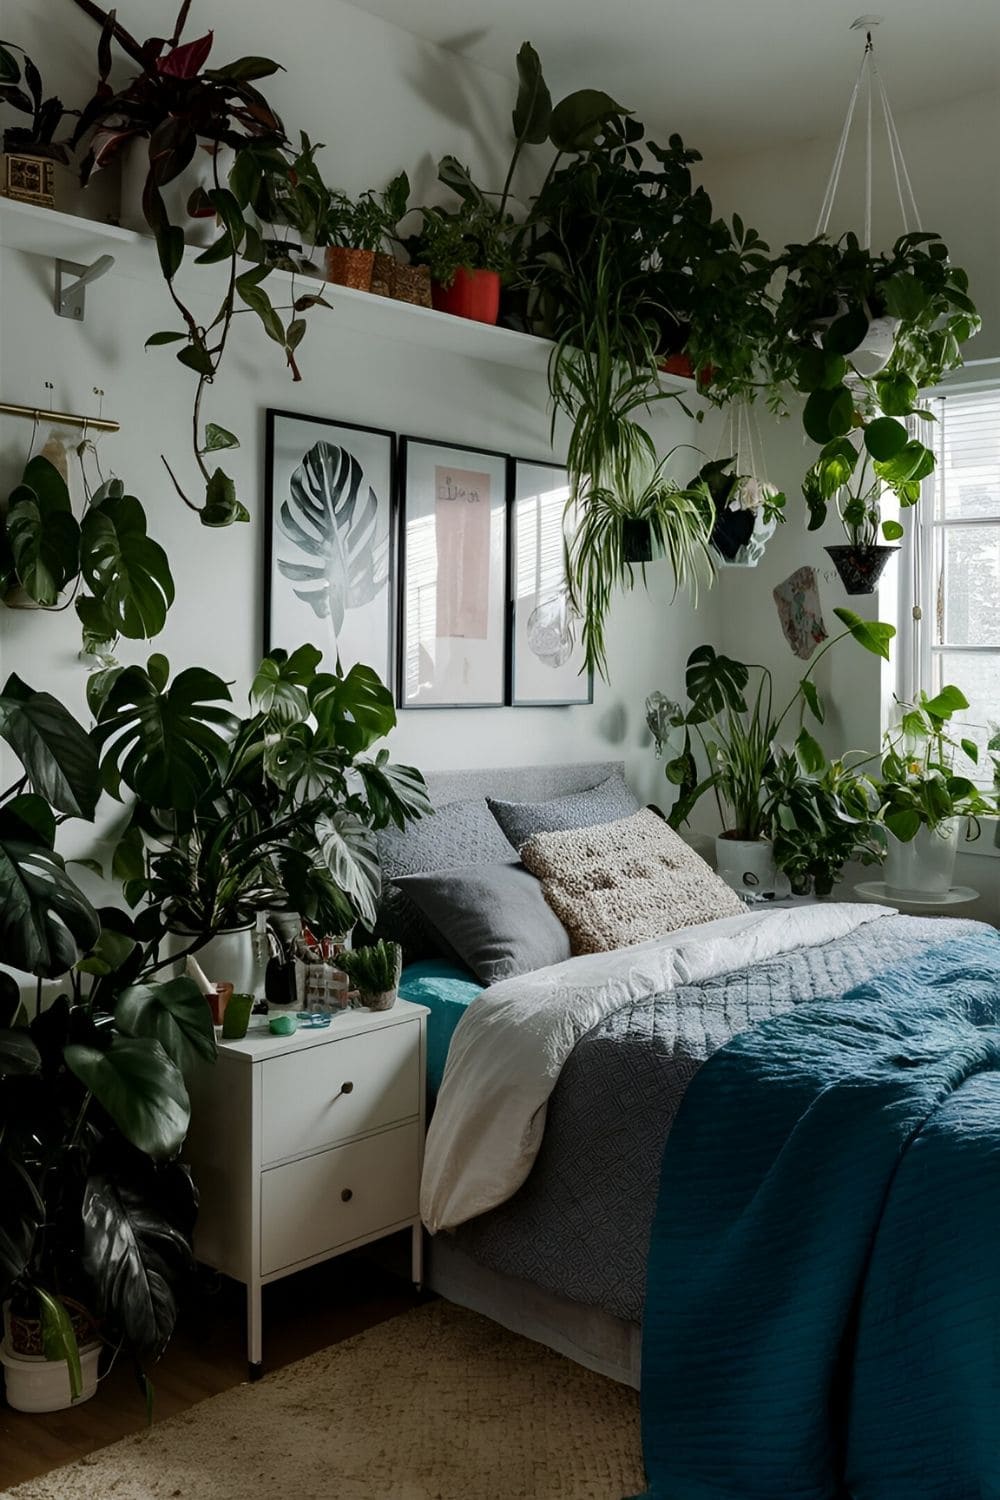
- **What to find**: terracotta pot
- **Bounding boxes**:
[370,252,396,298]
[325,246,375,291]
[658,351,695,379]
[431,267,501,324]
[825,544,898,595]
[392,263,433,308]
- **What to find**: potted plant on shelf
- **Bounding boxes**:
[408,184,513,324]
[99,646,431,978]
[876,684,998,897]
[337,940,403,1012]
[0,41,77,209]
[0,674,213,1412]
[322,172,410,293]
[648,608,896,895]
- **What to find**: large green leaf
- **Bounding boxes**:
[684,646,749,721]
[549,89,628,152]
[863,417,909,462]
[0,834,101,977]
[5,481,80,605]
[311,662,397,755]
[803,385,855,445]
[250,645,322,725]
[512,41,552,145]
[354,758,432,831]
[65,1036,190,1160]
[0,1026,40,1075]
[833,607,896,662]
[315,810,381,929]
[923,684,968,720]
[115,977,216,1078]
[36,1288,82,1401]
[80,494,175,639]
[0,674,101,818]
[93,657,235,810]
[81,1172,191,1358]
[0,1156,44,1294]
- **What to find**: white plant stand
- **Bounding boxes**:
[853,880,979,911]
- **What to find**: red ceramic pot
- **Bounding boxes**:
[431,267,501,324]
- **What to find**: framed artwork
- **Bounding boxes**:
[264,409,395,683]
[397,437,509,709]
[509,458,593,706]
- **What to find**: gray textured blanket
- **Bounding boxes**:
[453,914,986,1321]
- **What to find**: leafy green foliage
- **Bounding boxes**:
[878,686,999,838]
[336,939,402,996]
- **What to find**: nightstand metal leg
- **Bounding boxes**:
[247,1281,263,1373]
[411,1221,424,1291]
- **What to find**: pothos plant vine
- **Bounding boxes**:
[70,0,331,526]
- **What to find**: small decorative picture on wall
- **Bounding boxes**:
[264,410,395,681]
[510,458,592,706]
[398,437,508,708]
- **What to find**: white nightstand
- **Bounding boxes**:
[184,999,429,1376]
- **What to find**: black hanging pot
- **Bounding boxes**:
[623,519,654,564]
[711,506,756,562]
[825,544,899,595]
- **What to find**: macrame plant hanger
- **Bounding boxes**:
[713,398,778,568]
[814,17,922,249]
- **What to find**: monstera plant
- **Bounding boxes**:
[102,647,431,944]
[0,454,174,655]
[0,674,212,1404]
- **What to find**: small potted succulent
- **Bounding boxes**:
[0,41,75,208]
[337,939,403,1012]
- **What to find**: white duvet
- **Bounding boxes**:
[420,903,892,1233]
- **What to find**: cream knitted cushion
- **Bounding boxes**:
[520,807,745,955]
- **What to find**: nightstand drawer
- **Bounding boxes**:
[260,1018,421,1165]
[260,1120,420,1274]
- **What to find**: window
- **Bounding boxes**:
[899,387,1000,780]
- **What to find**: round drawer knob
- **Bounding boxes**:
[341,1081,354,1094]
[341,1188,353,1203]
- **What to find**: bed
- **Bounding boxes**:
[384,761,1000,1494]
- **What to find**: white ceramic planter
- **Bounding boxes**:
[0,1339,100,1412]
[171,923,264,995]
[884,817,961,898]
[715,836,777,896]
[120,140,233,244]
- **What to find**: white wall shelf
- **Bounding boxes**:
[0,197,697,387]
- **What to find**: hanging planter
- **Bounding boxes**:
[692,409,786,570]
[825,543,898,594]
[622,517,654,564]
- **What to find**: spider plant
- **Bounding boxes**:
[566,431,714,680]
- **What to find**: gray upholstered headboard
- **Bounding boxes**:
[423,760,626,807]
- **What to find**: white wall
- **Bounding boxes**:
[698,87,1000,917]
[0,0,718,902]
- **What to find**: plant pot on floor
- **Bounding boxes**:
[883,818,961,898]
[325,246,376,291]
[1,1339,101,1412]
[431,268,501,325]
[826,544,899,595]
[715,835,777,897]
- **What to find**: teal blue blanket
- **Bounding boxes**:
[636,929,1000,1500]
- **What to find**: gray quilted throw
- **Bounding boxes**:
[453,915,987,1323]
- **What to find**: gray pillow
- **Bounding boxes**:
[393,863,571,985]
[375,798,518,959]
[487,772,641,850]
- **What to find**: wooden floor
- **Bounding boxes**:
[0,1246,424,1493]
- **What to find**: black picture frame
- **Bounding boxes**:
[264,408,397,685]
[396,435,511,710]
[508,455,594,707]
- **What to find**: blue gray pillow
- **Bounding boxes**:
[487,772,641,850]
[375,797,518,959]
[394,862,571,985]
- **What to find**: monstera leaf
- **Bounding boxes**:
[0,674,101,818]
[0,826,101,978]
[277,442,388,632]
[315,809,381,929]
[80,490,175,640]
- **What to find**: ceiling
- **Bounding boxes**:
[342,0,1000,155]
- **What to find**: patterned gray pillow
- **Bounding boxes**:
[375,798,518,959]
[487,773,641,850]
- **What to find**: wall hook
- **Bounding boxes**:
[55,254,115,322]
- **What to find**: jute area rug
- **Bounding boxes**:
[4,1301,645,1500]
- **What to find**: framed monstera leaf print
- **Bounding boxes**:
[265,410,395,681]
